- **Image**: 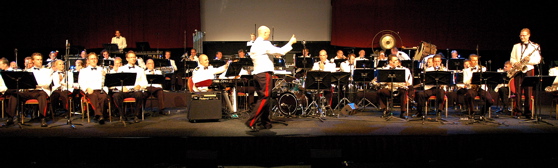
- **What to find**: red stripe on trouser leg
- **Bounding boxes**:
[249,73,271,126]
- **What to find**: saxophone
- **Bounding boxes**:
[507,43,540,78]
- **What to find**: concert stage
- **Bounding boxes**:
[1,99,558,167]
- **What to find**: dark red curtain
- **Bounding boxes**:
[3,0,200,51]
[331,0,556,52]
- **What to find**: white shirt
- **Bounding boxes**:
[249,37,293,74]
[145,69,163,88]
[0,73,7,93]
[339,60,356,73]
[52,70,75,92]
[355,57,368,61]
[311,61,336,72]
[510,41,541,73]
[79,66,107,93]
[192,65,226,92]
[111,36,127,51]
[396,51,411,60]
[117,64,148,91]
[549,67,558,85]
[168,59,178,71]
[27,67,53,96]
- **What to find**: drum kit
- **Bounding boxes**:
[271,75,308,117]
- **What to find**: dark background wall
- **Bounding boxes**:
[2,0,556,71]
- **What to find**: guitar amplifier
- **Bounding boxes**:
[187,91,222,122]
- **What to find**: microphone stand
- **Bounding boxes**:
[65,40,82,128]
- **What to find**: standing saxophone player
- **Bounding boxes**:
[510,28,541,119]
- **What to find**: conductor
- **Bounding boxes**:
[245,25,296,131]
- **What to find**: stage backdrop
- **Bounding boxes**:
[3,0,200,52]
[331,0,557,52]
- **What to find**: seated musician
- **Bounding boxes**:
[415,54,447,117]
[374,50,388,67]
[192,54,228,92]
[112,51,148,123]
[79,53,109,124]
[311,50,336,106]
[1,58,18,126]
[109,57,123,73]
[494,61,512,113]
[312,50,336,72]
[463,54,493,117]
[17,53,52,127]
[163,51,181,91]
[50,60,77,114]
[144,59,166,114]
[356,50,369,60]
[373,54,412,118]
[340,53,356,73]
[101,49,114,60]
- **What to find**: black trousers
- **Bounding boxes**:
[246,72,273,127]
[513,69,534,115]
[86,90,108,116]
[416,88,445,114]
[143,86,165,110]
[112,91,144,117]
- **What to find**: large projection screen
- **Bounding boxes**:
[201,0,331,41]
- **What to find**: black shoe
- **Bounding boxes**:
[5,117,14,126]
[41,118,48,127]
[400,112,406,119]
[134,117,141,123]
[264,123,272,129]
[98,117,105,125]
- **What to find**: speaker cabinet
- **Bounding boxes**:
[187,91,222,122]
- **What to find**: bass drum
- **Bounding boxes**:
[277,92,308,116]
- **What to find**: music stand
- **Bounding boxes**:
[295,57,314,70]
[183,61,198,77]
[423,71,453,123]
[331,72,351,111]
[469,71,506,124]
[1,72,38,127]
[448,59,465,71]
[273,58,286,68]
[102,60,114,67]
[377,69,407,120]
[353,69,377,110]
[152,59,170,68]
[210,60,226,67]
[105,73,137,126]
[146,74,165,113]
[355,60,374,69]
[103,43,120,54]
[376,60,387,68]
[238,58,254,66]
[303,71,331,121]
[520,76,555,126]
[136,42,150,51]
[400,60,413,69]
[334,59,347,68]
